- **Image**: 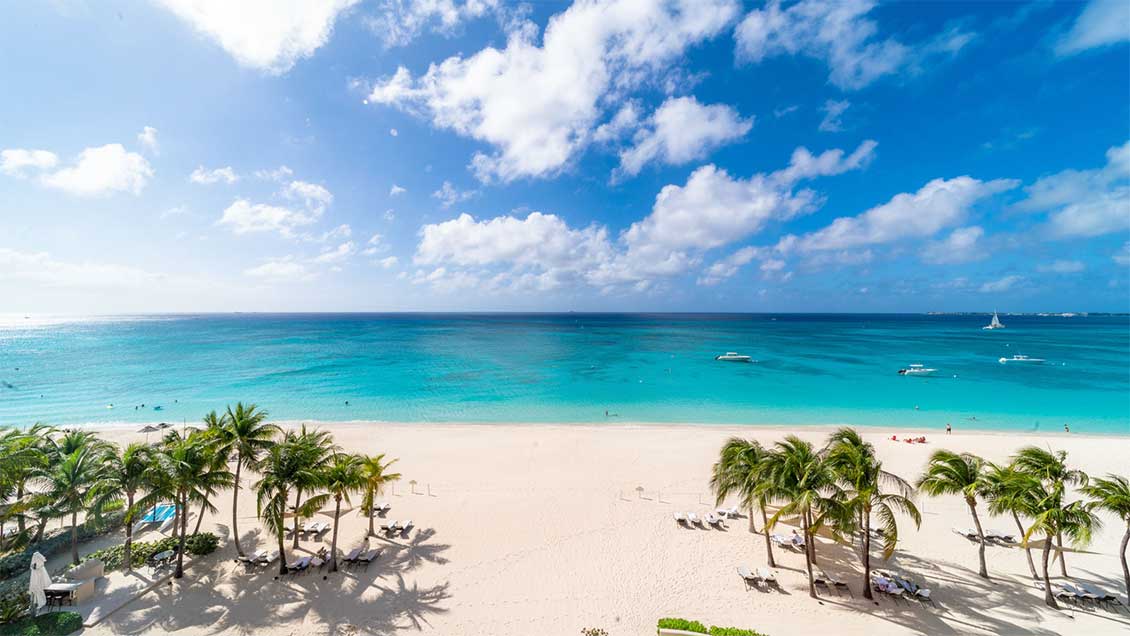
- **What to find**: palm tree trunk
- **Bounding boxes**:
[1012,511,1037,579]
[16,484,25,534]
[802,512,816,598]
[1041,532,1057,608]
[175,491,188,578]
[760,504,775,568]
[193,501,206,535]
[1055,530,1068,577]
[748,504,756,534]
[806,510,818,565]
[277,490,289,577]
[124,492,134,573]
[967,497,988,579]
[292,488,302,550]
[1119,522,1129,604]
[32,516,47,543]
[330,496,342,573]
[367,488,375,537]
[862,509,873,601]
[70,509,79,566]
[232,457,243,556]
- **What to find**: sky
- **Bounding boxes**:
[1,0,1128,314]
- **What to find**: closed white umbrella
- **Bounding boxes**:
[28,551,51,611]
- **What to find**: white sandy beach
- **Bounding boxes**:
[71,422,1130,636]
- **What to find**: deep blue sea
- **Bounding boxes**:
[1,314,1127,434]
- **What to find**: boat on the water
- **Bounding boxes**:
[999,355,1045,364]
[898,364,937,376]
[715,352,753,362]
[982,311,1004,330]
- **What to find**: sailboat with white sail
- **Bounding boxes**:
[982,311,1004,330]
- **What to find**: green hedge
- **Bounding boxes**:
[0,611,83,635]
[83,533,219,572]
[0,511,125,580]
[657,618,766,636]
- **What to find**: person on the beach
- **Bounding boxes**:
[1064,423,1070,433]
[946,423,951,434]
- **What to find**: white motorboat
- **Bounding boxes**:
[898,364,937,376]
[715,352,753,362]
[999,355,1045,364]
[982,311,1004,330]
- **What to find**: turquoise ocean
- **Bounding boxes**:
[1,314,1127,434]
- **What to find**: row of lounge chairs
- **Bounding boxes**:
[673,512,726,529]
[815,570,851,597]
[379,519,414,537]
[285,521,331,539]
[871,571,934,605]
[951,527,1016,543]
[341,547,382,569]
[736,566,779,591]
[770,533,806,551]
[236,549,281,570]
[1036,580,1126,612]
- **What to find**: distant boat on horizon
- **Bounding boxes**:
[715,352,753,362]
[982,311,1005,330]
[898,364,937,376]
[999,354,1044,364]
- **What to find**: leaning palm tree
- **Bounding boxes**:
[984,462,1042,579]
[31,439,112,565]
[762,436,841,598]
[917,450,991,578]
[322,453,366,572]
[255,439,330,576]
[359,453,402,537]
[825,428,920,600]
[92,443,153,573]
[1082,474,1130,602]
[209,403,277,556]
[1023,484,1098,608]
[285,425,336,550]
[710,437,777,567]
[1013,446,1088,576]
[157,431,234,578]
[0,426,46,542]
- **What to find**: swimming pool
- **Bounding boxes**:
[139,504,175,523]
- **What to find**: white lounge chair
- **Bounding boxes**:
[756,568,779,588]
[717,506,739,518]
[381,519,397,532]
[357,549,380,568]
[985,529,1015,542]
[399,520,414,536]
[686,512,701,527]
[819,569,852,597]
[377,502,391,512]
[915,588,935,605]
[673,512,687,525]
[951,527,979,541]
[1076,583,1124,610]
[736,566,758,590]
[704,512,724,528]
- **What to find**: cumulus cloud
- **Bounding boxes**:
[432,181,478,208]
[735,0,973,90]
[615,96,752,178]
[311,241,356,264]
[697,246,767,285]
[190,166,239,185]
[39,144,153,196]
[378,255,399,269]
[1056,0,1130,56]
[818,99,850,132]
[770,139,877,185]
[244,256,314,281]
[218,179,333,238]
[979,274,1023,293]
[365,0,740,181]
[1017,140,1130,238]
[389,184,407,196]
[155,0,360,74]
[0,149,58,177]
[254,165,294,181]
[137,126,159,154]
[920,226,985,264]
[366,0,499,48]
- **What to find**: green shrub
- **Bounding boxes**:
[658,618,707,633]
[0,592,29,625]
[0,610,83,634]
[83,533,219,572]
[708,627,767,636]
[0,511,125,580]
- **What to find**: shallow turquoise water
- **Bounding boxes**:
[1,314,1127,434]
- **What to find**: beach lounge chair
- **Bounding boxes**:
[951,527,979,541]
[736,566,758,591]
[769,533,788,548]
[819,570,852,597]
[705,512,724,528]
[357,549,381,569]
[381,519,397,533]
[286,556,311,574]
[342,547,363,566]
[1076,583,1124,611]
[673,512,687,526]
[377,502,391,513]
[1061,583,1100,606]
[756,568,779,589]
[717,506,739,519]
[399,520,414,537]
[686,512,702,527]
[985,529,1015,543]
[914,588,935,605]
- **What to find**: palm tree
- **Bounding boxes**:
[92,443,153,573]
[1013,446,1088,576]
[710,437,777,568]
[825,428,920,600]
[762,436,841,598]
[255,439,329,576]
[208,403,277,556]
[917,450,991,578]
[1082,474,1130,602]
[31,437,112,565]
[0,426,46,542]
[360,453,402,537]
[285,425,335,550]
[1022,484,1098,608]
[157,431,234,578]
[984,462,1042,579]
[322,453,366,572]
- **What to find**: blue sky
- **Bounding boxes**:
[1,0,1128,314]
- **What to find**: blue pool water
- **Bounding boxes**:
[0,313,1127,434]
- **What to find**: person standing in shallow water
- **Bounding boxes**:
[946,422,952,434]
[1064,423,1070,433]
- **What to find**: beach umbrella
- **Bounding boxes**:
[138,424,159,443]
[28,552,51,611]
[156,422,170,429]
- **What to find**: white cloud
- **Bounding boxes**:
[389,184,407,196]
[366,0,499,48]
[1018,140,1130,238]
[432,181,478,208]
[137,126,159,154]
[615,96,752,178]
[1057,0,1130,56]
[190,165,239,185]
[1037,259,1085,273]
[218,200,319,236]
[593,102,642,144]
[0,149,58,177]
[378,255,399,269]
[697,246,766,285]
[1114,242,1130,266]
[818,99,850,132]
[920,226,985,264]
[979,274,1023,293]
[780,176,1017,253]
[0,247,205,291]
[774,105,799,118]
[389,128,399,137]
[40,144,153,196]
[735,0,972,90]
[161,205,190,219]
[254,165,294,181]
[155,0,360,74]
[366,0,740,181]
[383,209,396,221]
[284,180,333,214]
[311,241,355,264]
[244,256,314,281]
[770,139,877,185]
